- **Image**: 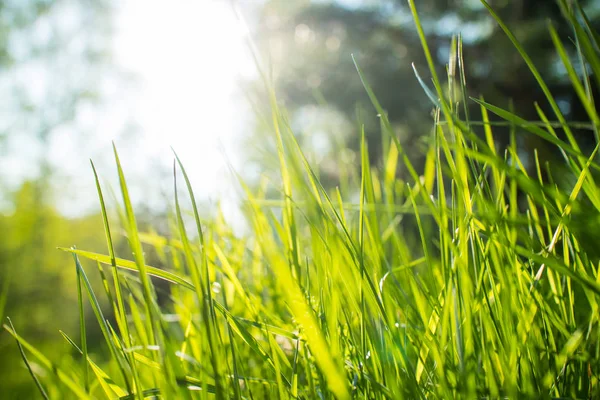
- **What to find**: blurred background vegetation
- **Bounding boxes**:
[248,0,600,184]
[1,0,599,397]
[1,0,116,397]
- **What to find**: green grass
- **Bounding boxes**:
[5,0,600,398]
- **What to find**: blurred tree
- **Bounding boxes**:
[0,182,112,397]
[247,0,600,184]
[0,0,115,197]
[0,0,116,397]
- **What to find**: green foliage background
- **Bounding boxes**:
[0,182,108,397]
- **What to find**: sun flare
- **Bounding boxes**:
[115,0,252,194]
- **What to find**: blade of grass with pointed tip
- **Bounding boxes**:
[472,98,584,159]
[6,318,50,400]
[4,319,89,399]
[60,330,128,398]
[407,0,456,129]
[479,0,581,154]
[549,22,600,128]
[172,161,225,400]
[112,143,160,354]
[71,251,134,395]
[91,160,132,350]
[59,248,195,290]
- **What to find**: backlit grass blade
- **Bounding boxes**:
[6,318,50,400]
[471,98,583,158]
[71,251,134,396]
[548,22,600,127]
[252,209,351,399]
[91,160,131,350]
[358,128,368,384]
[4,318,88,399]
[479,0,580,153]
[559,1,600,86]
[75,259,90,394]
[112,143,159,348]
[59,247,195,290]
[60,330,128,398]
[172,160,225,399]
[0,270,9,325]
[353,55,442,227]
[407,0,456,130]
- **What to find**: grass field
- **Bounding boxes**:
[4,0,600,398]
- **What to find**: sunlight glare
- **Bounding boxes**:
[115,0,252,198]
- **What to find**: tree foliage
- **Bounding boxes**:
[249,0,600,181]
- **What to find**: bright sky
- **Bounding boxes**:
[110,0,253,210]
[114,0,252,178]
[48,0,255,216]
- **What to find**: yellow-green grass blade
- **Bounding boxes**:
[76,260,90,394]
[60,247,195,290]
[60,330,128,399]
[0,269,10,329]
[91,160,132,350]
[6,317,50,399]
[479,0,581,154]
[4,319,89,399]
[172,161,225,399]
[549,22,600,128]
[71,252,135,395]
[113,144,161,360]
